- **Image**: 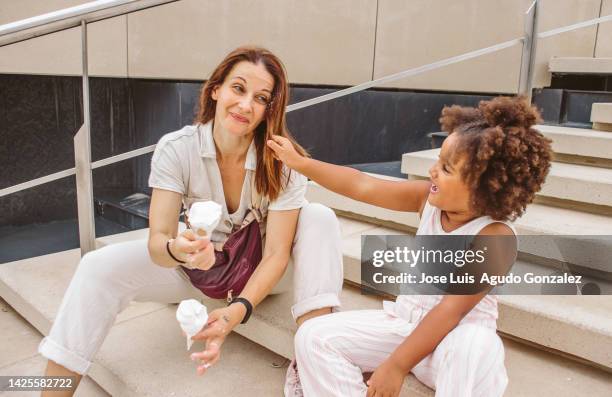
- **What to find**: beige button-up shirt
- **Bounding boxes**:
[148,121,308,243]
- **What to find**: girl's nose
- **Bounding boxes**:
[429,165,436,179]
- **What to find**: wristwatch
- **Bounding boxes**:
[228,297,253,324]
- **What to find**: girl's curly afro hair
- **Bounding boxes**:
[439,96,552,221]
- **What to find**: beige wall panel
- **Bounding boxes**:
[0,0,84,75]
[0,27,82,75]
[533,0,600,88]
[89,17,128,77]
[127,0,376,84]
[0,18,128,77]
[595,0,612,57]
[375,0,601,93]
[374,0,530,93]
[0,1,127,76]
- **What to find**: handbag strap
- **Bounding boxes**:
[212,172,267,251]
[243,172,267,226]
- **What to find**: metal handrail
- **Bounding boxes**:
[287,38,524,113]
[2,0,607,46]
[0,35,526,198]
[518,0,539,98]
[539,13,612,38]
[0,0,179,47]
[2,6,612,197]
[0,36,526,200]
[1,0,611,254]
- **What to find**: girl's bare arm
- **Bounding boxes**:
[267,136,430,212]
[385,222,515,374]
[386,293,486,375]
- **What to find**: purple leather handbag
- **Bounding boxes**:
[181,180,266,300]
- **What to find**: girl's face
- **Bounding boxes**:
[427,133,473,214]
[212,61,274,138]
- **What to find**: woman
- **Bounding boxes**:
[39,46,343,396]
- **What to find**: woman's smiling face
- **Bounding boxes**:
[212,61,274,137]
[427,133,473,214]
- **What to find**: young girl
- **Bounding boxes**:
[268,96,552,397]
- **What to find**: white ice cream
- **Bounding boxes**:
[188,201,222,239]
[176,299,208,350]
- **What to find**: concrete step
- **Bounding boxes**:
[422,125,612,165]
[339,219,612,370]
[535,124,612,168]
[549,57,612,75]
[306,176,612,276]
[1,237,611,396]
[0,242,431,396]
[305,174,420,233]
[0,297,109,397]
[306,174,612,235]
[400,148,612,209]
[501,338,612,397]
[591,103,612,132]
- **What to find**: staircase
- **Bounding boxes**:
[2,113,612,395]
[2,221,612,396]
[3,127,612,395]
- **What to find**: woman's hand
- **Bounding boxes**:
[266,135,306,170]
[366,359,407,397]
[190,305,244,375]
[171,229,216,270]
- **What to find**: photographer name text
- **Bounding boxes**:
[372,272,582,285]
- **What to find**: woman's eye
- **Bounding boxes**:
[232,85,244,93]
[255,95,270,105]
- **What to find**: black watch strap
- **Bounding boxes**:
[228,297,253,324]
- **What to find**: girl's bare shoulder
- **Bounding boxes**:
[478,222,514,236]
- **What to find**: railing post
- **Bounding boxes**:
[518,0,540,102]
[74,20,96,256]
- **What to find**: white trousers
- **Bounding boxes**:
[39,203,343,375]
[294,308,508,397]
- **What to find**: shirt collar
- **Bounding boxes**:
[198,121,257,171]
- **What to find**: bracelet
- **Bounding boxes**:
[228,297,253,324]
[166,239,186,264]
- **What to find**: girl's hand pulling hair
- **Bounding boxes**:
[267,135,306,170]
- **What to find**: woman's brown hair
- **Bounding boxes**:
[194,46,308,201]
[439,96,552,221]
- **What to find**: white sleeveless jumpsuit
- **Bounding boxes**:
[293,200,515,396]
